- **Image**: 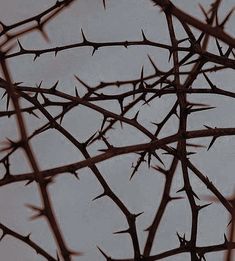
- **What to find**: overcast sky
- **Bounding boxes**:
[0,0,234,260]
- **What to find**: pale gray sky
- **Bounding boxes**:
[0,0,234,260]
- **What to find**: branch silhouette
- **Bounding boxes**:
[0,0,234,260]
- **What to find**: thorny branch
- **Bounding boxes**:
[0,0,234,260]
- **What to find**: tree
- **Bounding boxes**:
[0,0,234,260]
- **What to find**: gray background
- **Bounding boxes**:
[0,0,234,260]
